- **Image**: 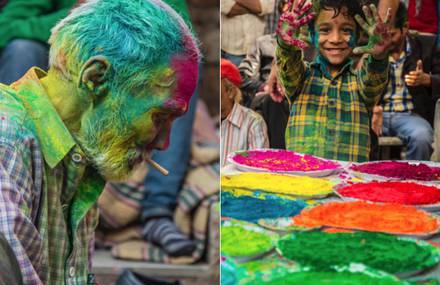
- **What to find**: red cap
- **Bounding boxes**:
[221,59,242,87]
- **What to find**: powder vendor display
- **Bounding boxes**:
[221,221,277,257]
[221,173,334,197]
[337,181,440,205]
[221,192,307,222]
[292,201,440,235]
[230,149,341,172]
[351,161,440,181]
[277,231,439,274]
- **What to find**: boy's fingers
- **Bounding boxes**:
[370,4,380,24]
[354,15,370,33]
[295,0,306,11]
[384,8,392,24]
[298,2,313,14]
[353,46,371,55]
[297,12,315,26]
[362,5,374,25]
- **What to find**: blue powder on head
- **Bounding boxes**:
[221,192,307,223]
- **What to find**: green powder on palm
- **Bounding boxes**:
[247,271,406,285]
[277,231,436,273]
[221,225,274,257]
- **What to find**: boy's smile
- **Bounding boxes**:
[316,7,357,69]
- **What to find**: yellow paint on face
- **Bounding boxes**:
[221,173,334,197]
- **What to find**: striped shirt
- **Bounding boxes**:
[382,40,413,112]
[0,68,104,284]
[221,103,269,166]
[277,45,388,162]
[221,0,275,55]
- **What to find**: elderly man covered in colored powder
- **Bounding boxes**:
[0,0,200,284]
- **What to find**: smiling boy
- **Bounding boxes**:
[275,0,392,161]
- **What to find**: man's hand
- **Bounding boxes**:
[372,105,383,136]
[276,0,315,49]
[405,60,432,87]
[267,65,285,102]
[353,4,393,60]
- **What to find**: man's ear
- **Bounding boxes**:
[78,55,111,99]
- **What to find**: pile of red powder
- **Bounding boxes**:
[338,181,440,205]
[351,161,440,181]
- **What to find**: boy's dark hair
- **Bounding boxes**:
[313,0,364,22]
[394,1,408,30]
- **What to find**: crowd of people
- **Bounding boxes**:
[220,0,440,164]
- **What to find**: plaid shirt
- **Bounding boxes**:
[382,40,413,112]
[277,45,388,162]
[0,68,104,284]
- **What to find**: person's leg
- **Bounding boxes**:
[141,79,198,257]
[389,112,433,160]
[0,39,49,84]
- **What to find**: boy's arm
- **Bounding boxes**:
[358,55,389,109]
[276,43,306,102]
[274,0,314,102]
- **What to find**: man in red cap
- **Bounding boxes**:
[221,59,269,166]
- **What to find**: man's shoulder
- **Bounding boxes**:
[236,103,265,123]
[0,85,35,147]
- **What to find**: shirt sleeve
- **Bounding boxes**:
[221,0,236,14]
[239,38,264,94]
[248,114,269,149]
[0,142,45,284]
[276,40,307,103]
[429,43,440,101]
[357,55,389,110]
[259,0,275,15]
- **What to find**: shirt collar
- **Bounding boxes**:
[11,68,76,168]
[225,103,243,128]
[311,54,355,79]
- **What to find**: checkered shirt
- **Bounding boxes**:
[277,45,388,162]
[0,68,103,284]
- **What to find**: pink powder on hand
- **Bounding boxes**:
[351,161,440,181]
[231,150,341,172]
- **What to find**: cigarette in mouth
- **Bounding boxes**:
[145,157,169,176]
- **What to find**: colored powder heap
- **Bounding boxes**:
[292,201,439,235]
[221,192,307,222]
[338,181,440,205]
[221,225,273,257]
[221,173,334,196]
[351,161,440,181]
[277,231,434,273]
[245,271,406,285]
[232,150,340,172]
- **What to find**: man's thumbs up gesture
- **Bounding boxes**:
[405,60,431,87]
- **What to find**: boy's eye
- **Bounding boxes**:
[342,28,354,34]
[319,28,330,33]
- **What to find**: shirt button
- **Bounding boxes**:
[69,266,75,277]
[72,153,83,163]
[331,80,337,85]
[328,99,336,106]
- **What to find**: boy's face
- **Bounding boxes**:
[315,7,357,66]
[389,25,407,53]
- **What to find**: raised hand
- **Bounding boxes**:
[276,0,315,49]
[353,4,392,59]
[405,60,432,87]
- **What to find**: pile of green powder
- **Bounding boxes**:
[221,225,274,257]
[245,271,406,285]
[277,231,435,273]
